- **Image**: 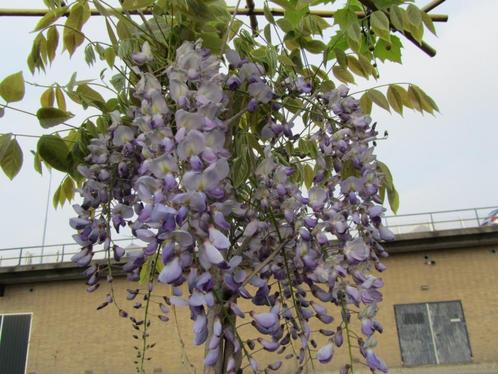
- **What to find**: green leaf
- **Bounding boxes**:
[387,84,404,115]
[278,54,296,67]
[40,87,55,108]
[332,65,355,84]
[341,159,360,180]
[52,183,62,208]
[63,3,89,56]
[389,6,404,31]
[84,44,96,66]
[421,11,436,36]
[201,32,223,54]
[139,257,152,284]
[37,135,72,173]
[334,8,361,51]
[36,107,73,129]
[33,7,63,32]
[1,138,23,180]
[377,161,394,191]
[264,24,272,45]
[62,176,75,204]
[334,48,348,67]
[76,84,106,110]
[104,48,115,68]
[0,71,25,103]
[46,26,59,63]
[374,36,402,63]
[387,187,399,213]
[263,3,275,24]
[232,154,250,188]
[0,134,12,161]
[371,10,390,41]
[411,85,438,114]
[379,185,386,203]
[407,85,423,113]
[367,89,390,112]
[55,86,67,111]
[32,151,43,175]
[347,55,369,78]
[302,39,326,54]
[406,4,424,42]
[105,18,118,49]
[359,93,372,115]
[303,164,314,189]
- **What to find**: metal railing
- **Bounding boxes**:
[383,206,497,235]
[0,206,496,268]
[0,238,136,268]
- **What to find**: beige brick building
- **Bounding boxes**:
[1,226,498,374]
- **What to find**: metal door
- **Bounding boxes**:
[394,303,437,366]
[394,301,472,366]
[429,301,472,364]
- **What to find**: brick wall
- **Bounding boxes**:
[1,245,497,373]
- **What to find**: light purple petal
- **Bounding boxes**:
[204,348,219,366]
[203,241,225,265]
[188,290,205,306]
[208,227,230,249]
[252,312,277,329]
[158,257,182,284]
[344,238,370,263]
[317,343,334,364]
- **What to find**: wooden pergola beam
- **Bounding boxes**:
[0,7,448,22]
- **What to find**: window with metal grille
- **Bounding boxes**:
[0,314,32,374]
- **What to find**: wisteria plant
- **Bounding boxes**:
[0,0,443,373]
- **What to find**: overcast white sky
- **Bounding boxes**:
[0,0,497,250]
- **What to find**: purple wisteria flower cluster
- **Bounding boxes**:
[70,40,392,373]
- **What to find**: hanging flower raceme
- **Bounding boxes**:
[70,40,393,373]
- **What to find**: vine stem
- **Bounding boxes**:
[172,305,197,373]
[341,302,355,374]
[267,208,316,372]
[349,82,414,96]
[139,249,161,373]
[220,0,243,55]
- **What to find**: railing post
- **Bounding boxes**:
[430,213,436,231]
[19,248,23,266]
[61,245,65,263]
[474,209,480,226]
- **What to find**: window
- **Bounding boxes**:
[394,301,472,366]
[0,314,32,374]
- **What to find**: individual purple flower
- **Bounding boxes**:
[132,41,153,65]
[317,343,334,363]
[344,238,370,263]
[158,257,182,284]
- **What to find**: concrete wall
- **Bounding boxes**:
[1,243,498,373]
